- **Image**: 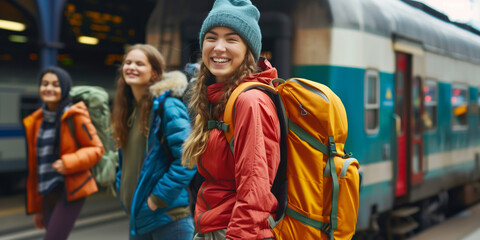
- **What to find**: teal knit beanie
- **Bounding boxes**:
[199,0,261,61]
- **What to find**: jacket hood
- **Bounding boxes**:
[149,70,188,98]
[243,58,278,85]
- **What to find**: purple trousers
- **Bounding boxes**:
[42,185,85,240]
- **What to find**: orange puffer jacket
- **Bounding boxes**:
[23,101,104,214]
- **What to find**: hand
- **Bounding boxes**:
[33,213,45,229]
[147,196,158,211]
[52,159,66,174]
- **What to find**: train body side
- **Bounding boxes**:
[0,87,29,174]
[289,0,480,231]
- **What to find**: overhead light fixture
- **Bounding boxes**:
[78,36,99,45]
[0,19,26,31]
[9,35,28,43]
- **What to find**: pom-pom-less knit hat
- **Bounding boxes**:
[199,0,261,61]
[38,66,72,101]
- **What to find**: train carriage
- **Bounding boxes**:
[0,83,40,193]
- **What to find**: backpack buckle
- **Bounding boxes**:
[207,120,229,132]
[328,136,337,156]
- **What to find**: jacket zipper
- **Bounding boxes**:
[196,158,214,234]
[196,181,210,234]
[82,123,92,140]
[70,175,92,196]
[22,121,33,214]
[130,116,156,235]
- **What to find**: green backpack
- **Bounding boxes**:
[68,86,118,188]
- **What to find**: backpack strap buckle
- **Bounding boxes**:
[328,136,337,156]
[207,120,229,132]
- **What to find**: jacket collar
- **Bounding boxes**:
[149,70,188,98]
[23,101,87,129]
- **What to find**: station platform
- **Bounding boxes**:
[0,189,124,239]
[408,203,480,240]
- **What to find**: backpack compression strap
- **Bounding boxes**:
[327,136,339,239]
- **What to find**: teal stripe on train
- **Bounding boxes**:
[292,65,480,159]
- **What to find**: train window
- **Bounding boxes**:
[478,91,480,127]
[395,71,405,134]
[451,83,468,130]
[423,79,438,131]
[412,76,422,136]
[364,69,380,135]
[412,144,421,174]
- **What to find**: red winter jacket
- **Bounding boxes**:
[195,59,281,240]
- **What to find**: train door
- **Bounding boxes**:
[394,51,424,199]
[394,52,409,197]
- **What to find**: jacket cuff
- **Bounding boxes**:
[149,194,168,208]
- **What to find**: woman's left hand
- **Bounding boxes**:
[147,196,158,211]
[52,159,66,174]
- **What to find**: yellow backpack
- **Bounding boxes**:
[219,78,360,239]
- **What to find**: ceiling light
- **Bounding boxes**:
[9,35,28,43]
[0,19,26,32]
[78,36,99,45]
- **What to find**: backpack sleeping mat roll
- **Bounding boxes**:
[221,78,360,240]
[68,86,118,188]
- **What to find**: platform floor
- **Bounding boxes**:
[408,203,480,240]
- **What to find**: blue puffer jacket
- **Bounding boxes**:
[116,71,197,235]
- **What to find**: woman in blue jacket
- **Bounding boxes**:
[111,44,196,239]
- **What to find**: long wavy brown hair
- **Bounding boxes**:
[112,44,166,148]
[182,50,259,168]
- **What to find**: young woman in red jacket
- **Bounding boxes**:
[23,66,104,240]
[181,0,280,239]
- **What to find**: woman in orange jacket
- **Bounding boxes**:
[23,66,104,240]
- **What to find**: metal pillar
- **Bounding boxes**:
[35,0,67,69]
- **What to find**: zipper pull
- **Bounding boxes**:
[299,104,307,116]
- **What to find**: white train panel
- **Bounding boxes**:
[329,28,395,73]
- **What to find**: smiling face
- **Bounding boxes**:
[39,72,62,111]
[202,26,248,83]
[122,49,156,88]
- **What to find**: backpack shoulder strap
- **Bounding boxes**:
[223,81,276,152]
[67,117,81,148]
[152,91,175,162]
